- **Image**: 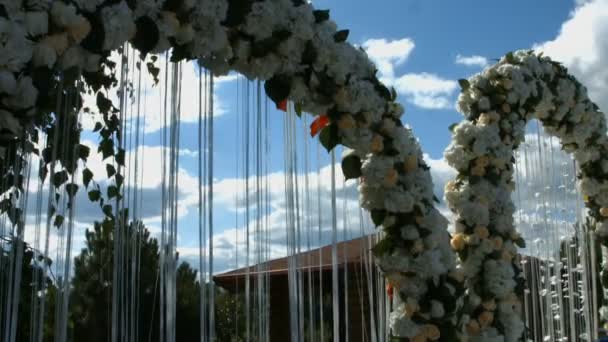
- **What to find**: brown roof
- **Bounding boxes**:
[213,235,379,283]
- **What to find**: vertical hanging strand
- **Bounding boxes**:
[244,80,251,342]
[198,65,207,342]
[330,150,339,342]
[207,74,215,341]
[317,142,324,342]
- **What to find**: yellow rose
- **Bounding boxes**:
[67,18,91,43]
[371,134,384,153]
[474,226,490,239]
[404,154,418,173]
[478,311,494,327]
[451,234,466,251]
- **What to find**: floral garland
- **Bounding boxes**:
[445,49,607,341]
[0,0,463,339]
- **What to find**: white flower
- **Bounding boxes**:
[32,41,57,68]
[59,46,84,70]
[0,109,21,134]
[101,2,136,51]
[0,70,16,95]
[483,259,515,298]
[24,11,48,36]
[72,0,105,13]
[384,188,414,213]
[2,76,38,109]
[50,1,81,27]
[0,18,33,72]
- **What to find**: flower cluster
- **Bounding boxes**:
[445,49,607,341]
[0,0,463,338]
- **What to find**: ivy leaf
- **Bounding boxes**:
[77,144,90,161]
[313,9,330,23]
[116,148,125,166]
[341,154,362,180]
[131,16,159,55]
[102,204,114,218]
[96,92,113,114]
[370,209,386,227]
[371,238,394,257]
[318,124,340,152]
[65,183,79,197]
[294,102,303,118]
[82,168,93,188]
[93,122,103,132]
[53,215,64,228]
[115,173,124,189]
[514,236,526,248]
[448,123,458,133]
[458,79,470,91]
[106,164,116,178]
[333,30,349,43]
[88,190,101,202]
[505,51,516,64]
[99,138,114,160]
[52,171,68,188]
[264,75,292,107]
[107,185,119,199]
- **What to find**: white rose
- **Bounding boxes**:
[0,109,22,135]
[2,76,38,109]
[0,70,17,95]
[32,41,57,68]
[25,12,49,36]
[59,46,84,70]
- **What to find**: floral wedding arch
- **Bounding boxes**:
[445,50,608,341]
[2,0,606,341]
[0,0,461,340]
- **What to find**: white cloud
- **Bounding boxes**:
[362,38,415,81]
[455,54,489,68]
[534,0,608,112]
[393,73,458,109]
[362,38,457,110]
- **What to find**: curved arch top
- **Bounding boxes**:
[445,50,607,341]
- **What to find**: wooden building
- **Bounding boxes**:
[214,236,387,341]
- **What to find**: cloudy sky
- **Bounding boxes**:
[22,0,608,275]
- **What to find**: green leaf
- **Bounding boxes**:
[116,148,125,166]
[313,9,330,23]
[96,92,113,114]
[93,122,103,132]
[106,164,116,178]
[115,173,124,189]
[319,124,340,152]
[88,190,101,202]
[107,185,119,199]
[99,139,114,160]
[82,168,93,188]
[370,209,386,227]
[514,236,526,248]
[53,215,64,228]
[77,144,90,161]
[65,183,79,197]
[371,238,394,257]
[505,51,515,64]
[52,171,68,188]
[102,204,114,217]
[458,79,470,91]
[341,154,362,180]
[264,75,292,106]
[448,123,458,133]
[333,30,349,43]
[294,102,303,118]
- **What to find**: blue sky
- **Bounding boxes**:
[26,0,608,274]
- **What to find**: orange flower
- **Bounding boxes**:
[386,283,394,299]
[277,99,288,112]
[310,114,329,137]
